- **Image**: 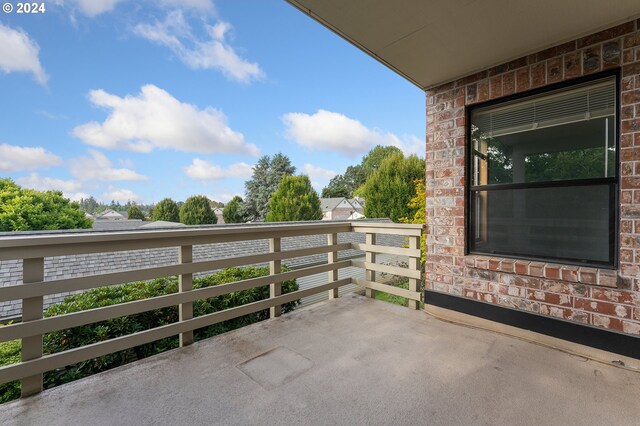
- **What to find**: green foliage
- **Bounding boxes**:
[0,338,20,403]
[266,175,322,222]
[400,179,426,263]
[244,153,296,221]
[152,198,180,222]
[321,145,402,198]
[374,280,409,307]
[0,178,92,232]
[361,145,402,177]
[222,196,246,224]
[209,200,224,208]
[179,195,217,225]
[357,153,425,222]
[322,165,366,198]
[0,267,299,403]
[127,205,145,220]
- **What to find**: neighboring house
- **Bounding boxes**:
[214,207,225,224]
[94,209,127,220]
[289,2,640,353]
[320,198,365,220]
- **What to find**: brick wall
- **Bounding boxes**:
[425,19,640,337]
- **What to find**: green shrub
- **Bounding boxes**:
[0,338,21,403]
[0,266,299,403]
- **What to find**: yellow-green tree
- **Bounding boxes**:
[401,179,426,263]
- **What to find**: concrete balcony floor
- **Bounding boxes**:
[2,295,639,426]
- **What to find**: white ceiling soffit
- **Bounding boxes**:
[286,0,640,90]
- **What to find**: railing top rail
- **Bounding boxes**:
[0,220,423,260]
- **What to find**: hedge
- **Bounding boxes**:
[0,266,299,403]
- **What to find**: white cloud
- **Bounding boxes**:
[65,192,92,202]
[70,150,147,181]
[0,144,61,172]
[184,159,253,181]
[282,110,423,158]
[302,164,337,181]
[17,173,83,192]
[71,0,126,16]
[134,11,263,83]
[0,24,48,85]
[52,0,214,16]
[302,163,337,190]
[208,192,240,204]
[103,186,142,203]
[72,85,258,155]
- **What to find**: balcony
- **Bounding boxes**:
[1,221,639,424]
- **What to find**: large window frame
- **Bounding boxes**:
[465,70,620,269]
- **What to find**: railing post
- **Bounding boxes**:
[21,257,44,397]
[179,245,193,347]
[270,237,282,318]
[327,233,338,299]
[365,233,376,299]
[408,236,421,310]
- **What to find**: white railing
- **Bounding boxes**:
[0,221,423,398]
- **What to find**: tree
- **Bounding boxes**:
[79,196,99,214]
[322,165,366,198]
[0,178,92,231]
[357,153,425,222]
[222,196,246,224]
[400,179,426,263]
[361,145,402,177]
[266,175,322,222]
[179,195,217,225]
[209,200,224,209]
[127,205,145,220]
[244,153,296,221]
[152,198,179,222]
[321,145,401,198]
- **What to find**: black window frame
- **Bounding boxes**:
[465,69,620,269]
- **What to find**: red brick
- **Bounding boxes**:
[546,58,563,83]
[502,71,515,96]
[514,261,529,275]
[591,288,638,305]
[577,21,635,48]
[534,41,576,61]
[529,262,545,277]
[583,46,602,74]
[489,259,501,271]
[499,260,515,273]
[489,76,502,99]
[577,268,597,285]
[544,266,560,279]
[560,268,579,282]
[603,40,622,68]
[530,63,546,88]
[514,276,540,289]
[622,89,640,105]
[575,298,632,318]
[564,52,582,79]
[591,314,625,332]
[527,290,572,306]
[624,32,640,49]
[515,68,530,92]
[477,80,489,102]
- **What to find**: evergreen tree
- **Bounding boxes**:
[0,178,92,231]
[127,205,145,220]
[244,153,296,221]
[357,153,425,222]
[222,196,246,224]
[152,198,180,222]
[266,175,322,222]
[179,195,217,225]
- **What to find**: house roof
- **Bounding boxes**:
[320,198,355,212]
[286,0,640,89]
[95,209,127,220]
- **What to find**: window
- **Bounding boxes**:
[468,76,617,267]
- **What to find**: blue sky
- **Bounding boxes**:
[0,0,424,204]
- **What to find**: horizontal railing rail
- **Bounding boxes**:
[0,221,424,398]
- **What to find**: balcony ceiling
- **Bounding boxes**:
[286,0,640,90]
